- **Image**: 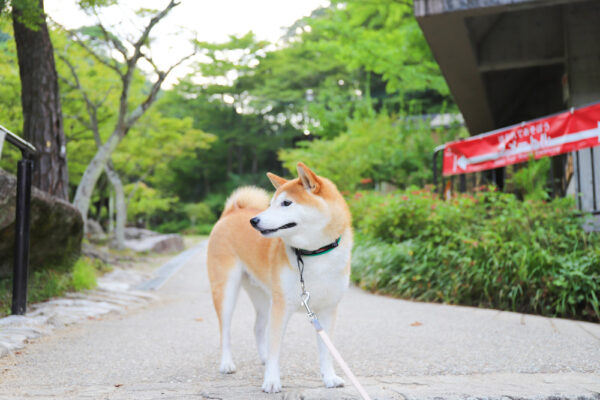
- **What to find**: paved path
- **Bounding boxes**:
[0,242,599,399]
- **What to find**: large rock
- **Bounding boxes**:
[0,169,83,278]
[85,219,108,244]
[124,231,184,254]
[86,219,104,236]
[124,227,159,240]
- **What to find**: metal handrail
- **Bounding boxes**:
[1,123,36,315]
[0,124,36,156]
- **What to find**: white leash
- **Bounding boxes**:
[301,291,373,400]
[292,241,372,400]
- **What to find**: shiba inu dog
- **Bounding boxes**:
[207,162,353,393]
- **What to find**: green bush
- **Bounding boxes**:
[70,258,98,291]
[194,223,214,235]
[183,202,216,226]
[509,156,551,201]
[156,219,191,234]
[350,188,600,322]
[203,192,228,217]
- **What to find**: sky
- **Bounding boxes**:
[45,0,329,85]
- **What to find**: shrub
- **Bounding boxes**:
[70,258,98,291]
[203,192,228,217]
[194,223,214,235]
[155,219,191,234]
[350,188,600,322]
[183,202,216,226]
[509,156,551,201]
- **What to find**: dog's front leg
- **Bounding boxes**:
[262,294,292,393]
[316,306,345,388]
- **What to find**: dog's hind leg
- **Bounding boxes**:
[242,278,269,364]
[208,256,243,374]
[316,306,345,388]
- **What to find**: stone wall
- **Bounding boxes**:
[0,169,83,278]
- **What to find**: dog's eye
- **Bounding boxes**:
[281,200,292,207]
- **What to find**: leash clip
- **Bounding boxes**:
[301,291,316,320]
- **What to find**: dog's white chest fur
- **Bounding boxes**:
[280,244,351,313]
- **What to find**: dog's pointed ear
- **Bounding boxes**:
[267,172,287,189]
[296,162,321,193]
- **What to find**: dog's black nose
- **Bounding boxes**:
[250,217,260,227]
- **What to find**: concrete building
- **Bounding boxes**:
[415,0,600,217]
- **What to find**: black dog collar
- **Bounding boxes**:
[292,236,342,289]
[292,236,341,257]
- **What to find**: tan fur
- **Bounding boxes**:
[266,172,288,189]
[221,186,270,218]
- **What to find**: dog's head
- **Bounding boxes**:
[250,162,350,250]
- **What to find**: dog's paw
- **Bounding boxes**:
[323,374,345,388]
[261,378,282,393]
[219,360,236,374]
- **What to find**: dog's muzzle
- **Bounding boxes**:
[249,218,297,235]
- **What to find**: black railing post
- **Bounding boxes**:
[11,157,33,315]
[459,174,466,193]
[433,151,438,189]
[2,124,36,316]
[432,145,444,196]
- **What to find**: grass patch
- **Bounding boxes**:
[70,258,98,291]
[0,256,106,318]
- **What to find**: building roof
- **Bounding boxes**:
[414,0,594,135]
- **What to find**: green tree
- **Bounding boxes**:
[280,114,464,191]
[54,20,214,245]
[0,18,22,172]
[310,0,451,110]
[236,0,453,140]
[60,0,194,232]
[152,31,303,204]
[1,0,70,199]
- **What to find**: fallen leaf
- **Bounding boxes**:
[410,321,423,327]
[195,318,203,322]
[114,384,123,388]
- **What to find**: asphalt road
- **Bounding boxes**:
[0,242,599,399]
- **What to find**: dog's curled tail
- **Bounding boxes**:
[221,186,270,218]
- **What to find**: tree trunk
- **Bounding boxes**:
[12,0,69,200]
[108,189,114,234]
[104,161,126,250]
[72,130,122,225]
